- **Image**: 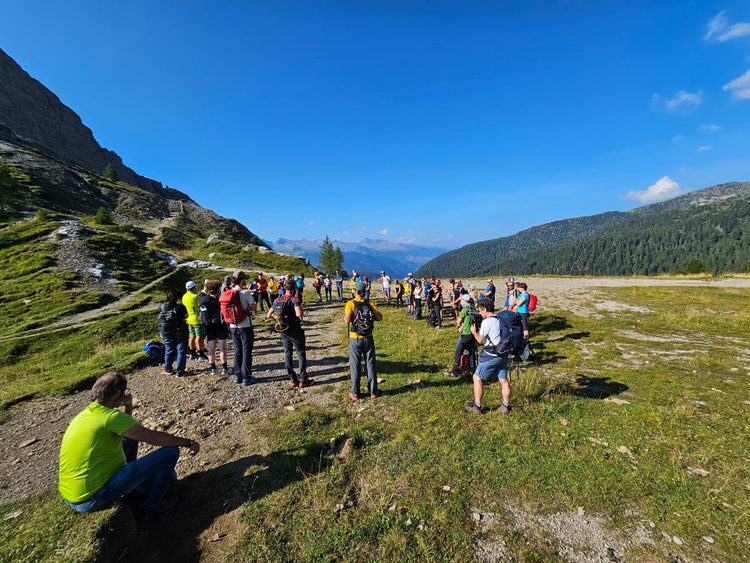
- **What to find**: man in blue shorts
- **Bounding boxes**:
[464,298,512,415]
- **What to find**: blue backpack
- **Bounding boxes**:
[143,340,165,362]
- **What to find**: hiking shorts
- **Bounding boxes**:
[475,355,508,382]
[205,324,228,342]
[188,324,206,337]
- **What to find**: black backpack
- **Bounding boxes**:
[351,300,375,337]
[158,303,178,334]
[198,294,223,326]
[496,310,526,358]
[272,296,298,332]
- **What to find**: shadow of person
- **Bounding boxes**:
[570,374,629,399]
[135,444,329,562]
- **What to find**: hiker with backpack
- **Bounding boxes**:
[446,294,477,377]
[324,274,332,302]
[464,298,513,416]
[58,372,201,516]
[220,271,256,385]
[429,281,443,328]
[334,270,344,302]
[312,272,323,303]
[267,279,311,387]
[411,280,423,319]
[381,271,391,304]
[344,281,383,400]
[158,288,190,377]
[394,279,404,307]
[295,274,306,302]
[183,281,208,362]
[257,272,272,312]
[268,276,279,302]
[199,279,229,376]
[514,281,531,338]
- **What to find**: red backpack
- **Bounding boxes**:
[527,293,538,313]
[219,289,249,325]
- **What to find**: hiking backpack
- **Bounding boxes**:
[199,294,223,326]
[496,310,527,358]
[351,300,375,337]
[143,340,165,362]
[158,303,183,336]
[527,293,538,313]
[271,296,298,332]
[219,289,249,325]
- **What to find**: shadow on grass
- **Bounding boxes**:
[532,314,573,335]
[375,359,445,376]
[139,444,330,562]
[526,374,629,402]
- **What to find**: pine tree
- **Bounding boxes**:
[102,163,117,181]
[319,236,336,274]
[334,246,345,272]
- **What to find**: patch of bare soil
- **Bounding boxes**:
[0,301,349,561]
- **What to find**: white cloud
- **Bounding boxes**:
[699,124,721,132]
[307,220,314,227]
[697,145,712,153]
[626,176,683,204]
[377,228,388,236]
[705,10,750,42]
[723,69,750,99]
[662,90,703,112]
[673,134,686,141]
[339,229,350,237]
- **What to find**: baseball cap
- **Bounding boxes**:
[468,283,475,289]
[354,281,367,291]
[185,280,197,290]
[408,273,412,276]
[460,294,471,302]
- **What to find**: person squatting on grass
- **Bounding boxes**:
[464,298,512,416]
[267,280,312,388]
[344,281,383,400]
[182,280,208,361]
[158,288,189,377]
[199,279,230,375]
[58,372,200,515]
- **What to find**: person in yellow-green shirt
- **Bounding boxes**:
[182,280,207,361]
[59,372,200,514]
[344,282,383,401]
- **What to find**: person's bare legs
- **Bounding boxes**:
[500,378,511,405]
[473,375,484,406]
[218,339,227,365]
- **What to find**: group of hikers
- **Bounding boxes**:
[58,267,535,518]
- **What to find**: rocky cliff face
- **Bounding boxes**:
[0,47,187,201]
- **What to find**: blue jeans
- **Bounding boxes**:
[349,337,377,396]
[65,438,180,512]
[231,325,254,382]
[162,335,187,375]
[336,285,343,301]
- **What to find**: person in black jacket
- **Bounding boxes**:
[199,280,229,375]
[158,289,189,376]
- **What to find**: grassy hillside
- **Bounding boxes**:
[417,182,750,278]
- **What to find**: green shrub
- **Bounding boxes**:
[93,207,112,225]
[679,258,712,275]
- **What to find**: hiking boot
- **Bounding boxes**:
[242,377,255,386]
[445,370,461,378]
[160,369,173,376]
[209,367,217,376]
[299,379,313,388]
[348,392,360,401]
[221,367,229,375]
[197,354,208,363]
[499,404,512,416]
[235,376,243,384]
[464,401,482,415]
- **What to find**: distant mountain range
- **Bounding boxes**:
[271,238,450,277]
[417,182,750,277]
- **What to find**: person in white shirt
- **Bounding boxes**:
[464,298,512,416]
[380,271,391,303]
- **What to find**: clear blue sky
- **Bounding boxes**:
[3,1,750,247]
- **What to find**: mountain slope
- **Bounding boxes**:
[417,182,750,277]
[416,212,628,277]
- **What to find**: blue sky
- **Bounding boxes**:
[3,1,750,247]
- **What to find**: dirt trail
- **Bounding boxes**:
[0,300,350,561]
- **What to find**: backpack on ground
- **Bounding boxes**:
[143,340,165,362]
[272,296,298,332]
[199,294,223,326]
[219,289,249,325]
[496,310,527,358]
[351,300,375,337]
[528,293,538,313]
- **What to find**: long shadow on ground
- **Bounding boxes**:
[134,444,330,562]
